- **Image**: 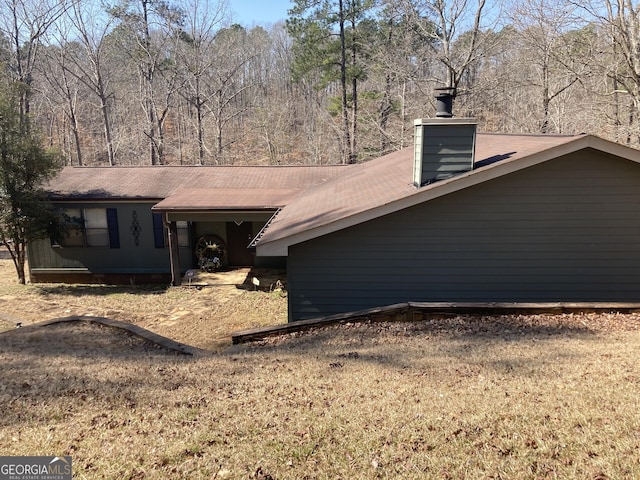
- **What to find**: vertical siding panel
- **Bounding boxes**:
[288,151,640,320]
[32,203,173,275]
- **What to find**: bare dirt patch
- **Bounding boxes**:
[0,252,287,351]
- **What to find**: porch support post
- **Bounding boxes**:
[165,215,182,286]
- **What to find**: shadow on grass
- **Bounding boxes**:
[234,268,287,291]
[232,314,599,372]
[0,321,197,427]
[34,283,171,297]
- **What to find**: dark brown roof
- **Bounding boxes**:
[255,133,640,255]
[47,165,350,202]
[152,188,303,211]
[49,133,640,257]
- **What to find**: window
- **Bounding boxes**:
[84,208,110,246]
[152,213,190,248]
[175,222,190,247]
[58,208,120,248]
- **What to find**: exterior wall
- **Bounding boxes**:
[189,215,273,267]
[287,150,640,321]
[29,202,191,283]
[254,255,287,269]
[29,206,281,283]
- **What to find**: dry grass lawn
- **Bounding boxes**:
[2,254,640,479]
[0,250,287,351]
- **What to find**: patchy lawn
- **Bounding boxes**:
[2,254,640,479]
[0,252,287,351]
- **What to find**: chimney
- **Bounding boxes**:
[413,90,477,187]
[435,87,454,118]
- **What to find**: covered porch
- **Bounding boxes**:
[152,188,294,286]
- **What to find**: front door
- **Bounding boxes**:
[226,221,254,266]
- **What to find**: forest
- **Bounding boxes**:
[1,0,639,166]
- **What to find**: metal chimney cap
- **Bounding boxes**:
[414,118,477,126]
[434,87,456,118]
[434,86,456,95]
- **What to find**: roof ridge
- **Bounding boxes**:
[64,164,351,169]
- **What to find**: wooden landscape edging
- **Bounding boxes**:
[15,315,206,355]
[231,302,640,344]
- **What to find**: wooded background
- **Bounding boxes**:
[2,0,639,166]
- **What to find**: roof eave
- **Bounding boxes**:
[151,206,282,213]
[50,196,163,203]
[257,134,636,256]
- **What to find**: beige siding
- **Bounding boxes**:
[288,150,640,320]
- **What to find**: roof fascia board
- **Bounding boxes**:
[584,135,640,162]
[52,198,161,204]
[152,207,279,213]
[258,135,637,256]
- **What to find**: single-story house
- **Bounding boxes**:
[28,164,348,284]
[30,116,640,322]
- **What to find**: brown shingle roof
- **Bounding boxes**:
[50,133,640,257]
[255,133,608,253]
[152,188,303,211]
[47,165,350,202]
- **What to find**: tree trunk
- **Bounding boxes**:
[99,89,115,166]
[6,240,27,285]
[197,97,205,164]
[193,73,205,164]
[380,73,393,153]
[216,107,223,164]
[338,0,351,165]
[349,14,358,164]
[66,94,83,166]
[379,22,394,153]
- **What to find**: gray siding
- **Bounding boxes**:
[288,150,640,320]
[414,122,476,185]
[29,203,190,274]
[29,205,283,278]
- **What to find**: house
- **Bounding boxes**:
[256,121,640,321]
[28,164,348,284]
[30,115,640,322]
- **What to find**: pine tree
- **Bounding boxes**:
[288,0,374,164]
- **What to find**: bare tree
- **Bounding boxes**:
[399,0,494,97]
[110,0,184,164]
[0,0,73,119]
[172,0,227,164]
[37,42,84,165]
[202,25,260,164]
[507,0,587,133]
[572,0,640,143]
[37,2,120,166]
[63,2,118,165]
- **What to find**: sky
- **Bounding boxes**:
[227,0,293,26]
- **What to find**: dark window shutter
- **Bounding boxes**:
[152,212,165,248]
[106,208,120,248]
